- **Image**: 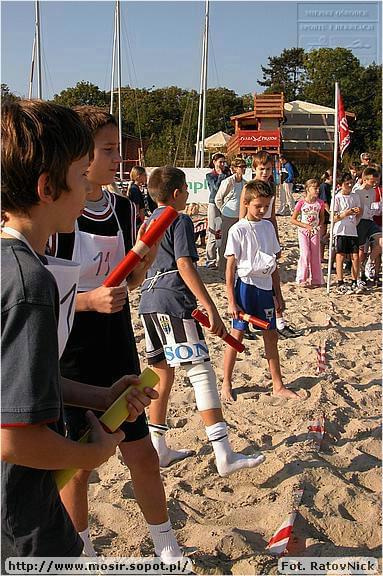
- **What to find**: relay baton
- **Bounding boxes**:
[54,367,159,491]
[192,309,245,353]
[238,312,270,330]
[103,206,178,287]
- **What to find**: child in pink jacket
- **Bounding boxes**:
[291,179,325,287]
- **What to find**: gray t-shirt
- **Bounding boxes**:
[139,208,199,318]
[1,239,82,558]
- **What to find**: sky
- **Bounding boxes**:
[1,1,381,100]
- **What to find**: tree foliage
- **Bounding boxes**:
[302,48,361,106]
[1,83,19,102]
[8,46,375,165]
[259,48,306,101]
[52,81,108,107]
[259,47,381,159]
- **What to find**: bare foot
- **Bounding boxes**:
[273,386,303,400]
[221,383,237,403]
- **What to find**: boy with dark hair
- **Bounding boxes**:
[50,107,182,561]
[1,100,154,561]
[222,180,303,403]
[139,166,265,476]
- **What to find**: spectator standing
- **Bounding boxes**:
[360,152,372,168]
[319,170,332,261]
[205,153,229,268]
[215,157,247,276]
[277,155,296,215]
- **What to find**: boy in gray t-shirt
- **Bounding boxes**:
[139,166,265,477]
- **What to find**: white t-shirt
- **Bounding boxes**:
[333,192,360,237]
[225,218,280,290]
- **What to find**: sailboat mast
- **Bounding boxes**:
[194,32,205,167]
[35,0,42,99]
[200,0,209,169]
[194,0,209,168]
[116,0,123,180]
[110,3,117,115]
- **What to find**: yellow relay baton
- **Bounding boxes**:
[54,367,159,491]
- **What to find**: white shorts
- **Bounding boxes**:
[140,313,210,367]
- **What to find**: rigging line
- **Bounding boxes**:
[35,6,54,100]
[120,14,145,166]
[173,91,193,166]
[103,3,115,101]
[209,35,221,88]
[183,95,196,167]
[40,42,55,100]
[110,2,118,114]
[28,35,36,100]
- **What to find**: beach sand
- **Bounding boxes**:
[87,214,381,574]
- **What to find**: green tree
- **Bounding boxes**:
[347,64,382,156]
[52,81,108,107]
[258,48,306,101]
[241,92,254,112]
[1,83,18,102]
[302,48,361,107]
[205,87,243,135]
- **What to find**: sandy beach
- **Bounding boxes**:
[87,213,381,575]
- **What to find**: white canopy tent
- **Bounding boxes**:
[204,130,232,150]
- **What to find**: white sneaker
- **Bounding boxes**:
[356,280,368,293]
[336,284,349,294]
[364,258,375,281]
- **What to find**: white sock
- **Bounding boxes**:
[149,424,194,468]
[276,317,286,330]
[79,527,97,557]
[206,422,265,477]
[148,519,183,564]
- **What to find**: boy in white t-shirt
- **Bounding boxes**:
[222,180,303,403]
[333,172,363,294]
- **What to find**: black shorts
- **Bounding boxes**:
[141,313,209,367]
[64,406,149,443]
[357,219,381,246]
[334,236,359,254]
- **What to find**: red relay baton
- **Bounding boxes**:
[103,206,178,287]
[192,309,245,353]
[238,311,270,330]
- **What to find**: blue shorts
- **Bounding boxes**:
[232,279,276,331]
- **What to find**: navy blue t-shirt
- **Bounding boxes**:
[139,207,199,318]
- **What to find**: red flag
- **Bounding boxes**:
[338,89,350,158]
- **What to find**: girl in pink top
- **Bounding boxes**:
[291,179,325,287]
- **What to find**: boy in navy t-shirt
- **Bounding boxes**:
[139,166,265,477]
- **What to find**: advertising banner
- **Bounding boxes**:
[147,167,253,204]
[238,130,280,147]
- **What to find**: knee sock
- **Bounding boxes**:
[149,423,194,468]
[79,527,97,557]
[148,519,183,563]
[205,422,265,478]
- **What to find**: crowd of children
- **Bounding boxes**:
[1,99,381,565]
